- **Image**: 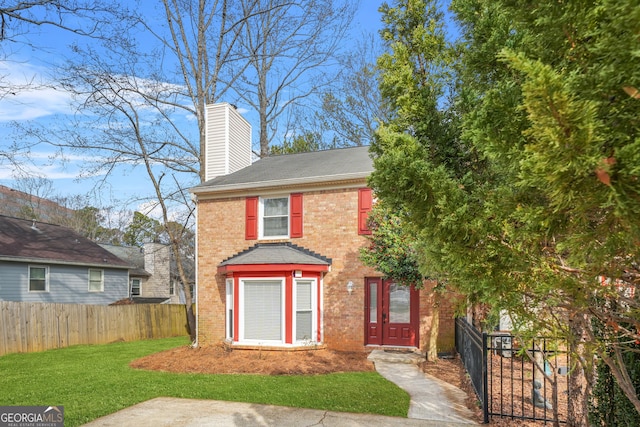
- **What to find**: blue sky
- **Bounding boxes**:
[0,1,459,219]
[0,1,388,215]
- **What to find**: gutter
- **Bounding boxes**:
[190,172,370,196]
[0,256,130,270]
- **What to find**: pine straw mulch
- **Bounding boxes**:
[130,343,375,376]
[132,345,548,425]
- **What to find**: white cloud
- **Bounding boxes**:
[0,149,105,180]
[0,62,74,122]
[136,199,192,224]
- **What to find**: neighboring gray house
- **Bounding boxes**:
[100,242,190,304]
[0,215,130,304]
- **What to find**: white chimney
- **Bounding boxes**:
[204,103,252,181]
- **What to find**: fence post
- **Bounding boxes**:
[483,331,489,424]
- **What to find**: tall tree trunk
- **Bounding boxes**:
[427,291,440,362]
[567,314,592,427]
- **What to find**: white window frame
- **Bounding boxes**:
[293,278,317,344]
[238,278,285,345]
[131,278,141,296]
[28,265,49,292]
[225,278,234,340]
[88,269,104,292]
[259,195,289,239]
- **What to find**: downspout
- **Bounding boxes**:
[191,193,199,348]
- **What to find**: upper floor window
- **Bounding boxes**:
[261,196,289,238]
[246,194,303,240]
[88,269,104,292]
[28,265,48,292]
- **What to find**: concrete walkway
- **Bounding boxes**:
[367,350,477,424]
[82,350,478,426]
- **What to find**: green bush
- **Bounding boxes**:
[589,344,640,426]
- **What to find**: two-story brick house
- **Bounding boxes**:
[190,103,455,353]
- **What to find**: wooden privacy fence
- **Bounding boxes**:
[0,301,190,356]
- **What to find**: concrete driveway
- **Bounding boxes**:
[81,397,474,426]
[82,350,478,426]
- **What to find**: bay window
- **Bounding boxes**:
[228,275,319,346]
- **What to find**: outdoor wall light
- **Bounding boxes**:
[347,281,354,295]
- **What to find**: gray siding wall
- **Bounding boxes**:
[0,261,129,305]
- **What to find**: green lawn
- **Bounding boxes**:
[0,337,410,426]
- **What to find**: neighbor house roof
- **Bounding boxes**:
[219,243,331,269]
[0,215,130,269]
[0,184,75,223]
[99,243,150,276]
[111,297,170,305]
[191,145,373,195]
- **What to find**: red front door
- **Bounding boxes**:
[365,278,419,347]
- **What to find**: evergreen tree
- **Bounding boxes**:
[370,0,640,423]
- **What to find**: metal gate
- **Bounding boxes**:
[455,318,570,424]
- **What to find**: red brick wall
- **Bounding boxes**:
[196,187,456,353]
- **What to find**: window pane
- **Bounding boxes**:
[369,282,377,323]
[30,280,46,291]
[263,217,288,236]
[296,281,312,310]
[31,267,45,280]
[29,267,46,291]
[89,270,103,291]
[389,283,410,323]
[244,280,281,341]
[264,198,288,216]
[226,279,233,340]
[296,312,312,341]
[131,279,141,296]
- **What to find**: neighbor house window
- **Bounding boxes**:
[28,266,48,292]
[88,269,104,292]
[131,278,141,296]
[169,280,175,296]
[261,197,289,238]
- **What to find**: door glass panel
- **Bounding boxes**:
[369,281,377,323]
[388,283,410,323]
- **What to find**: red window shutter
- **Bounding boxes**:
[290,193,303,238]
[358,188,373,235]
[245,196,258,240]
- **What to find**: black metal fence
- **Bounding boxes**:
[455,318,570,424]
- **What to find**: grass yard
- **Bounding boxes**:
[0,337,410,426]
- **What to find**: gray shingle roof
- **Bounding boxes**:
[220,243,331,267]
[0,215,130,268]
[99,243,150,276]
[192,145,372,194]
